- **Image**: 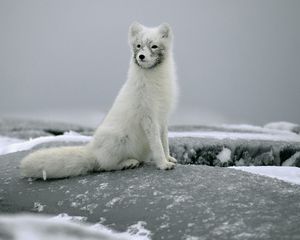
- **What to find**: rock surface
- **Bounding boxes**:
[1,147,300,240]
[1,118,300,239]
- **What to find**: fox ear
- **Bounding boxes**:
[129,22,143,39]
[158,23,172,39]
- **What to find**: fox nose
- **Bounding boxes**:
[139,54,145,60]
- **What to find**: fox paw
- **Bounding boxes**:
[157,161,176,170]
[168,156,177,163]
[121,159,140,170]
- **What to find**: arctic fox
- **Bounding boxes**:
[20,22,178,179]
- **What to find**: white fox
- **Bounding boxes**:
[20,22,178,179]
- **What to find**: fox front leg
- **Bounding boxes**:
[141,115,175,170]
[161,123,177,163]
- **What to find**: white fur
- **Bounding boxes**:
[20,22,178,179]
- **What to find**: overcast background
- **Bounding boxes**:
[0,0,299,127]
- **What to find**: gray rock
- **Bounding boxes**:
[1,147,300,240]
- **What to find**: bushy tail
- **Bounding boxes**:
[20,145,96,179]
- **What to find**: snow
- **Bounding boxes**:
[33,202,45,212]
[230,166,300,185]
[0,213,151,240]
[0,136,23,148]
[1,124,300,156]
[216,148,231,163]
[0,131,92,155]
[168,130,300,142]
[264,121,299,133]
[222,122,300,134]
[222,123,294,134]
[42,170,47,181]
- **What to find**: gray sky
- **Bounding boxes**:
[1,0,299,127]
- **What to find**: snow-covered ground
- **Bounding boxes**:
[264,121,300,133]
[1,127,300,186]
[0,213,151,240]
[229,166,300,185]
[169,130,300,142]
[170,123,300,142]
[0,136,24,149]
[0,131,91,155]
[1,122,300,155]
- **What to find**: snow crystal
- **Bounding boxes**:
[71,202,81,208]
[184,236,201,240]
[159,222,170,229]
[78,178,88,184]
[80,203,98,214]
[105,197,122,208]
[187,223,195,227]
[97,182,108,190]
[166,195,193,209]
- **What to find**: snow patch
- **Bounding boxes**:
[33,202,45,212]
[0,213,152,240]
[230,166,300,185]
[0,136,23,148]
[106,197,122,208]
[168,131,300,142]
[264,121,299,133]
[222,123,299,135]
[52,213,87,223]
[1,123,300,156]
[126,221,151,240]
[42,170,47,181]
[0,132,92,155]
[217,148,231,163]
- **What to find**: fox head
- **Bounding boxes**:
[128,22,173,69]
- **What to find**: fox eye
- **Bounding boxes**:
[137,44,141,48]
[151,45,158,49]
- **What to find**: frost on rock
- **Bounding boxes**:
[126,221,152,240]
[52,213,88,223]
[216,148,231,164]
[105,197,122,208]
[169,124,300,167]
[33,202,45,212]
